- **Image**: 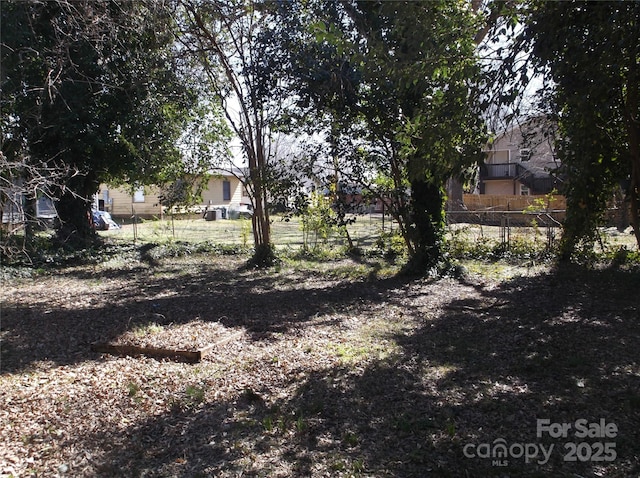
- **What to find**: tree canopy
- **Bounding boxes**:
[178,0,301,264]
[1,0,201,244]
[3,0,639,265]
[273,0,487,271]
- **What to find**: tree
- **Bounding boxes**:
[478,1,640,259]
[278,0,487,272]
[522,1,640,258]
[178,0,292,265]
[0,150,73,259]
[1,1,197,246]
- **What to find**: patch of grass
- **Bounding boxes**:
[285,245,350,262]
[185,384,206,404]
[280,254,401,281]
[127,382,140,398]
[444,419,456,438]
[330,457,365,475]
[260,409,309,436]
[169,383,208,412]
[262,415,274,432]
[342,430,359,447]
[131,322,164,337]
[327,343,372,364]
[352,458,366,473]
[329,459,347,472]
[294,415,308,433]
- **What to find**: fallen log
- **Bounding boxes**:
[91,330,244,363]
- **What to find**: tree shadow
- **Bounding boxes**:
[0,258,408,373]
[62,264,640,476]
[379,264,640,476]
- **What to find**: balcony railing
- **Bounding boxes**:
[480,162,561,194]
[480,163,518,179]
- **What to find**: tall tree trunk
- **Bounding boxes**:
[23,194,37,249]
[406,176,446,273]
[55,175,97,247]
[249,143,274,265]
[446,177,465,211]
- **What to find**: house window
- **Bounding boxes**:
[520,148,531,161]
[133,188,145,203]
[520,184,530,196]
[223,180,231,201]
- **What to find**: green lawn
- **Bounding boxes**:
[100,214,395,249]
[100,214,637,253]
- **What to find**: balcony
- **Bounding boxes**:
[480,162,561,194]
[480,163,518,179]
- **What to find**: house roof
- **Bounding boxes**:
[209,167,246,178]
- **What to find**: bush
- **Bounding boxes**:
[446,234,555,264]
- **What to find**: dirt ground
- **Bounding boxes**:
[1,250,639,477]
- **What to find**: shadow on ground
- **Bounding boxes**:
[1,255,406,372]
[40,263,640,477]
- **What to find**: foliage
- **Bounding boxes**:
[1,1,201,246]
[446,230,556,264]
[158,178,205,214]
[158,101,233,214]
[486,1,640,260]
[522,190,557,215]
[373,229,408,263]
[299,191,339,251]
[274,0,487,273]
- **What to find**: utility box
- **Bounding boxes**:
[205,209,217,221]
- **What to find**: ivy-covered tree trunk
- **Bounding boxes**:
[55,174,98,247]
[293,2,484,274]
[521,1,640,259]
[406,176,446,273]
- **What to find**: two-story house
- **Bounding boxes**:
[479,117,562,196]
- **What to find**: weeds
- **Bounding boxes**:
[185,384,206,404]
[240,218,251,247]
[168,383,208,412]
[260,410,309,436]
[446,232,556,264]
[127,382,140,398]
[131,322,164,337]
[2,219,637,278]
[342,430,359,447]
[262,415,274,432]
[373,229,407,262]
